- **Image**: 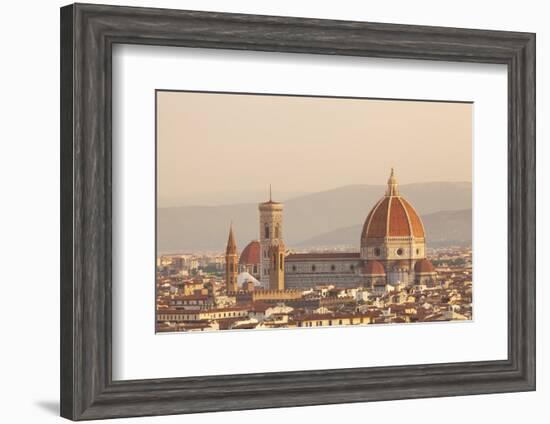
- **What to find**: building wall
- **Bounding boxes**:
[236,289,303,303]
[285,258,363,288]
[360,236,428,287]
[361,236,426,262]
[284,255,435,289]
[296,315,373,328]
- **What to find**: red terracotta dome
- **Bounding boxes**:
[239,240,260,265]
[363,260,386,275]
[361,169,425,242]
[414,259,435,273]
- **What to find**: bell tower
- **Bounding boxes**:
[259,185,285,289]
[225,223,238,292]
[269,244,285,290]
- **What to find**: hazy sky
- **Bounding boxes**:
[157,91,472,205]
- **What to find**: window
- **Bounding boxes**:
[280,254,283,270]
[312,265,316,272]
[374,247,381,256]
[275,225,279,238]
[396,248,403,256]
[416,248,420,255]
[331,264,336,271]
[292,265,296,272]
[264,224,269,239]
[350,264,355,271]
[253,265,257,274]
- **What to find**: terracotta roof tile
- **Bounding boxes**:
[363,260,386,275]
[239,240,260,265]
[388,198,410,236]
[364,197,390,238]
[415,259,435,273]
[401,198,425,238]
[361,195,425,240]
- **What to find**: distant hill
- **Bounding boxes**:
[295,209,472,249]
[157,182,471,253]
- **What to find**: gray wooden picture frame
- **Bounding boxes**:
[60,3,536,421]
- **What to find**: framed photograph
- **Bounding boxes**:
[60,3,535,420]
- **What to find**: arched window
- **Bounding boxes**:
[264,225,269,239]
[275,225,279,239]
[280,254,283,270]
[312,265,316,272]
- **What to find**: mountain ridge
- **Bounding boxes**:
[157,182,472,252]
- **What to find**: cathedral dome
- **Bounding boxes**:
[363,260,386,275]
[414,259,435,273]
[361,169,425,243]
[239,240,260,265]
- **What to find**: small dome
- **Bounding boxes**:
[363,260,386,275]
[415,259,435,273]
[239,240,260,265]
